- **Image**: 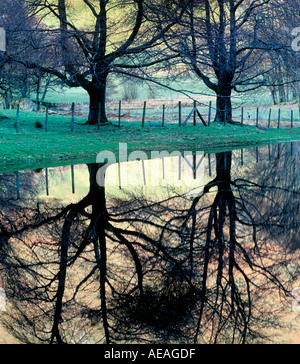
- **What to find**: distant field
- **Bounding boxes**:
[44,75,277,106]
[42,75,212,104]
[44,87,90,104]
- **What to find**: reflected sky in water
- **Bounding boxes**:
[0,142,299,344]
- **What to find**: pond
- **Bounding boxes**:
[0,142,299,344]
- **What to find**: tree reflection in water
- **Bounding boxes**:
[0,143,299,344]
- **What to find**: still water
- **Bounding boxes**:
[0,142,299,344]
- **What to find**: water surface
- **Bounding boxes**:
[0,142,299,344]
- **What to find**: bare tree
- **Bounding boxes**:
[0,0,57,109]
[4,0,185,125]
[165,0,299,123]
[259,1,300,107]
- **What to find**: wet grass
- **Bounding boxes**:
[0,109,300,174]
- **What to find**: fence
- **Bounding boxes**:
[1,99,299,134]
[112,100,300,129]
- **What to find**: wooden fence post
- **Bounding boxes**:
[118,100,122,128]
[256,107,259,127]
[118,162,122,190]
[71,165,75,194]
[179,101,182,126]
[291,110,294,128]
[45,105,49,132]
[142,101,146,128]
[45,168,49,196]
[208,101,212,127]
[16,104,20,133]
[208,154,212,177]
[193,100,197,126]
[277,109,281,129]
[241,107,244,127]
[162,104,165,127]
[71,102,75,132]
[268,109,272,128]
[142,160,146,185]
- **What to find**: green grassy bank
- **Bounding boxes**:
[1,112,300,174]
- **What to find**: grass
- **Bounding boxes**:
[0,108,300,174]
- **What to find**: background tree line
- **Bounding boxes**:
[0,0,299,125]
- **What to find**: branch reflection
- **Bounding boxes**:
[0,143,299,344]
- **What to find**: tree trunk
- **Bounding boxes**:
[4,91,12,110]
[88,163,110,343]
[278,84,286,104]
[86,80,109,126]
[40,76,52,107]
[270,86,278,105]
[215,87,233,124]
[36,77,41,111]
